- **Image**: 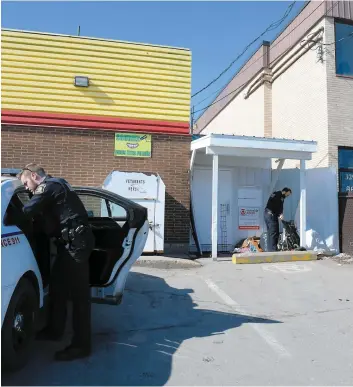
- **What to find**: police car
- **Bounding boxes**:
[1,169,149,372]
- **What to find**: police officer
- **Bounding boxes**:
[264,187,292,252]
[18,163,94,361]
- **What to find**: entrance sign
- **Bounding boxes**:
[114,133,151,158]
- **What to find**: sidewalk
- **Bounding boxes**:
[134,254,202,269]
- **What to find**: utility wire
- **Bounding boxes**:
[191,1,297,99]
[194,0,330,110]
[194,0,340,116]
[194,27,352,115]
[302,29,353,49]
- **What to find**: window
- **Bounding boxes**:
[338,147,353,169]
[338,147,353,193]
[13,190,128,220]
[335,21,353,76]
[17,191,31,204]
[340,171,353,192]
[3,194,27,226]
[78,194,127,220]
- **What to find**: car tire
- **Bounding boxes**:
[1,277,38,372]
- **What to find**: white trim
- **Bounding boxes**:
[205,146,312,160]
[191,134,317,158]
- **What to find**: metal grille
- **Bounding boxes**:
[220,204,228,253]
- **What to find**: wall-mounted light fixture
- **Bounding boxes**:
[74,76,89,87]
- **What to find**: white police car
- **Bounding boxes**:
[1,169,149,372]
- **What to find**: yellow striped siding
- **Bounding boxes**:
[1,30,192,122]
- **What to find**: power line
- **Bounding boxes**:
[191,1,297,99]
[194,0,340,116]
[194,26,351,116]
[194,0,329,112]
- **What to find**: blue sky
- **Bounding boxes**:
[1,1,305,118]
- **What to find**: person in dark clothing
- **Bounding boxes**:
[264,187,292,252]
[17,163,95,361]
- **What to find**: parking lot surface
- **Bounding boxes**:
[2,258,353,386]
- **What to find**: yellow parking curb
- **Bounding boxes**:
[232,251,317,264]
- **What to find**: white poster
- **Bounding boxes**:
[238,207,260,230]
[238,187,262,230]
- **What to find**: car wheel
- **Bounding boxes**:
[1,277,38,372]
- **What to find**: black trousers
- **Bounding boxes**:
[264,211,279,252]
[47,233,94,350]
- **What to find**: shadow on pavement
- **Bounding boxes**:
[2,271,282,386]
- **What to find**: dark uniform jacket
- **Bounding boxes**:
[265,191,284,217]
[23,176,89,238]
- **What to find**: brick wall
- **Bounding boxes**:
[1,125,191,250]
[325,17,353,171]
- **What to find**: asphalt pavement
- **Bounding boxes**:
[2,258,353,386]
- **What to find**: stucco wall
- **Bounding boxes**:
[271,19,329,169]
[198,84,265,137]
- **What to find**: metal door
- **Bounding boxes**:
[339,192,353,255]
[192,169,232,252]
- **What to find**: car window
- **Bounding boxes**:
[17,191,31,204]
[3,195,23,226]
[3,194,33,232]
[78,194,127,219]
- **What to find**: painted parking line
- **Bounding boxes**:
[262,263,313,273]
[202,277,291,358]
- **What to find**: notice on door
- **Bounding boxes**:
[238,187,262,230]
[238,207,260,230]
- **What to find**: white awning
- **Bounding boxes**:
[190,134,318,260]
[191,134,317,160]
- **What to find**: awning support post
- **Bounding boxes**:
[299,159,306,248]
[212,154,219,261]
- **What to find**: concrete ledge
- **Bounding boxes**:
[134,256,202,269]
[232,250,318,264]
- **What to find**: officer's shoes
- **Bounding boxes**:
[36,329,62,342]
[54,345,91,361]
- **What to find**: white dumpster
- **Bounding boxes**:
[103,171,165,254]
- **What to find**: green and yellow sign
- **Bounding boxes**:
[114,133,152,158]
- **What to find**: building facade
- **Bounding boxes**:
[1,29,192,253]
[195,0,353,182]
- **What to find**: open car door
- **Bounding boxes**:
[11,185,149,305]
[73,187,149,305]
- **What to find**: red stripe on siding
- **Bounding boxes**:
[1,110,190,135]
